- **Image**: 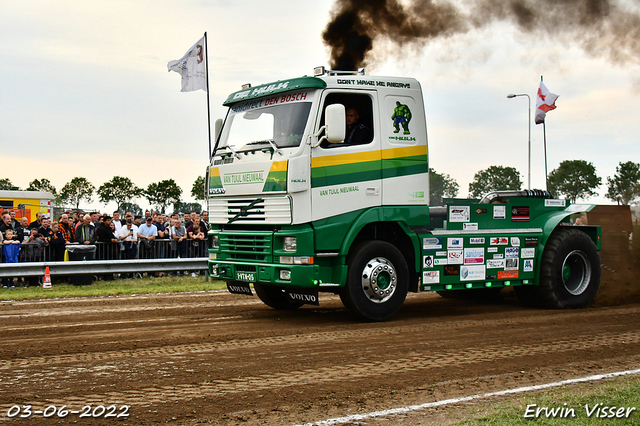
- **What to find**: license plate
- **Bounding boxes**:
[235,271,255,282]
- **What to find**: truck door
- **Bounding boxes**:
[310,90,381,222]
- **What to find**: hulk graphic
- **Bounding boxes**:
[391,101,412,135]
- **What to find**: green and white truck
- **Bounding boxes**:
[206,67,601,321]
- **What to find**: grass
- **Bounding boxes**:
[452,375,640,425]
[0,275,228,300]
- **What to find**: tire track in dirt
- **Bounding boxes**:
[2,305,637,369]
[21,330,640,409]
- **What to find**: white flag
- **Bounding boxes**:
[167,37,207,92]
[535,81,558,124]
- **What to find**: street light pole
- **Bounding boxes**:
[507,93,531,189]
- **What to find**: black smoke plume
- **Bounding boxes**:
[323,0,640,71]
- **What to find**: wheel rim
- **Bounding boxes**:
[561,250,592,296]
[360,257,397,303]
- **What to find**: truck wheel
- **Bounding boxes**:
[340,241,409,321]
[253,283,304,310]
[529,228,601,309]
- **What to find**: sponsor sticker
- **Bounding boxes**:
[505,258,519,270]
[511,237,521,247]
[487,247,498,253]
[434,258,448,266]
[470,237,485,245]
[423,237,443,251]
[448,250,463,265]
[494,205,506,219]
[493,253,504,259]
[448,237,464,249]
[423,255,434,268]
[449,206,470,222]
[523,259,534,272]
[423,270,440,284]
[443,265,460,276]
[436,251,448,257]
[464,248,485,264]
[486,259,505,269]
[498,270,518,279]
[460,265,486,281]
[521,248,535,258]
[505,247,519,258]
[545,199,566,207]
[525,237,539,247]
[490,237,509,245]
[463,222,478,231]
[511,206,530,222]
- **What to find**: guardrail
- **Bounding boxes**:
[0,257,209,278]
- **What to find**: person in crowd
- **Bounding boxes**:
[112,211,123,235]
[0,212,14,239]
[201,211,211,233]
[119,213,138,260]
[2,229,20,288]
[58,213,75,244]
[50,222,67,262]
[188,223,206,257]
[22,228,45,286]
[171,217,188,259]
[154,214,168,258]
[137,217,158,259]
[8,210,19,230]
[18,217,30,242]
[96,215,118,259]
[29,212,43,229]
[134,215,142,227]
[38,217,54,244]
[89,212,100,228]
[75,214,96,245]
[183,212,193,229]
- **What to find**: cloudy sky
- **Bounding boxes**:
[1,0,639,211]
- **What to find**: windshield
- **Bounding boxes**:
[218,92,313,152]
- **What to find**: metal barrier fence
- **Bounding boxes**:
[0,239,210,283]
[0,239,208,262]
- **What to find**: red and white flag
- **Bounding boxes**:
[167,37,207,92]
[535,81,558,124]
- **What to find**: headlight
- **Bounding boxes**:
[280,256,313,265]
[211,235,219,249]
[283,237,297,252]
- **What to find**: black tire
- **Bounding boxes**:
[253,283,304,311]
[340,241,409,321]
[517,228,600,309]
[436,287,502,301]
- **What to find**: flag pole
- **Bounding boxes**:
[204,32,212,162]
[540,75,550,192]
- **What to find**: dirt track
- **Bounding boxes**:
[1,283,640,425]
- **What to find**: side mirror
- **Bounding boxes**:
[325,104,346,143]
[214,118,223,142]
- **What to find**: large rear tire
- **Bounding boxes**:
[516,228,600,308]
[253,283,304,310]
[340,241,409,321]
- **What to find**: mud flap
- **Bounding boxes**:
[227,281,253,295]
[285,289,320,306]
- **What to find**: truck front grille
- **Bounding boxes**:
[220,233,272,262]
[208,196,292,225]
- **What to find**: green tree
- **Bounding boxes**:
[145,179,182,214]
[429,168,459,205]
[174,201,202,214]
[97,176,143,212]
[0,178,19,190]
[191,175,205,201]
[58,177,95,210]
[121,202,143,216]
[27,178,57,194]
[468,166,522,199]
[605,161,640,205]
[548,160,601,203]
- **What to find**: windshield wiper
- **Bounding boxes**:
[247,139,282,156]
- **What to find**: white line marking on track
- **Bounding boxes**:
[294,368,640,426]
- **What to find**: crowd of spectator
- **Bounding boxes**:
[0,209,211,288]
